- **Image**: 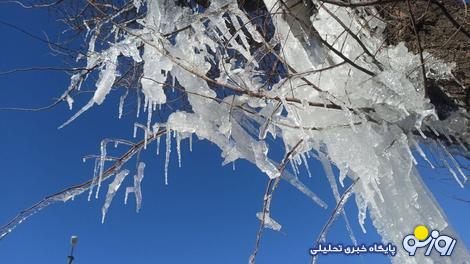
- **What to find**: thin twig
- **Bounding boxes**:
[250,140,304,264]
[406,0,428,93]
[310,177,360,264]
[0,129,167,240]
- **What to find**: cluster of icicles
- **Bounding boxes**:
[1,1,469,263]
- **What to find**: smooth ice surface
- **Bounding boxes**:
[102,170,130,223]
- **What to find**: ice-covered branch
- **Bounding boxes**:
[2,0,469,263]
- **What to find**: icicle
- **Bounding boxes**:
[143,97,148,113]
[189,133,193,152]
[281,169,327,208]
[118,89,129,120]
[88,158,100,201]
[415,125,427,139]
[426,122,440,137]
[292,158,300,176]
[102,169,129,223]
[406,144,418,165]
[124,187,133,204]
[136,90,141,118]
[410,135,434,168]
[356,193,368,233]
[118,95,125,119]
[144,130,148,149]
[96,140,108,199]
[295,154,302,166]
[300,153,312,178]
[58,100,94,129]
[441,129,454,143]
[147,104,153,130]
[294,159,300,175]
[165,132,171,185]
[319,154,340,200]
[134,162,145,212]
[176,132,182,167]
[289,159,298,176]
[442,159,464,188]
[156,136,161,155]
[259,117,270,140]
[338,165,349,188]
[439,140,467,183]
[306,151,312,159]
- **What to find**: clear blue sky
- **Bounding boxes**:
[0,4,468,264]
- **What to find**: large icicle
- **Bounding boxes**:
[59,47,120,129]
[125,162,146,212]
[164,132,171,185]
[102,169,130,223]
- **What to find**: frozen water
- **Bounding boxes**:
[102,170,130,223]
[11,0,467,263]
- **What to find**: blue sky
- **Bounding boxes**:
[0,4,469,264]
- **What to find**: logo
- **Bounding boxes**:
[309,243,397,256]
[402,225,457,256]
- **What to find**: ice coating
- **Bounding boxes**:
[11,0,467,263]
[102,170,130,223]
[125,162,145,212]
[252,142,280,179]
[256,212,281,231]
